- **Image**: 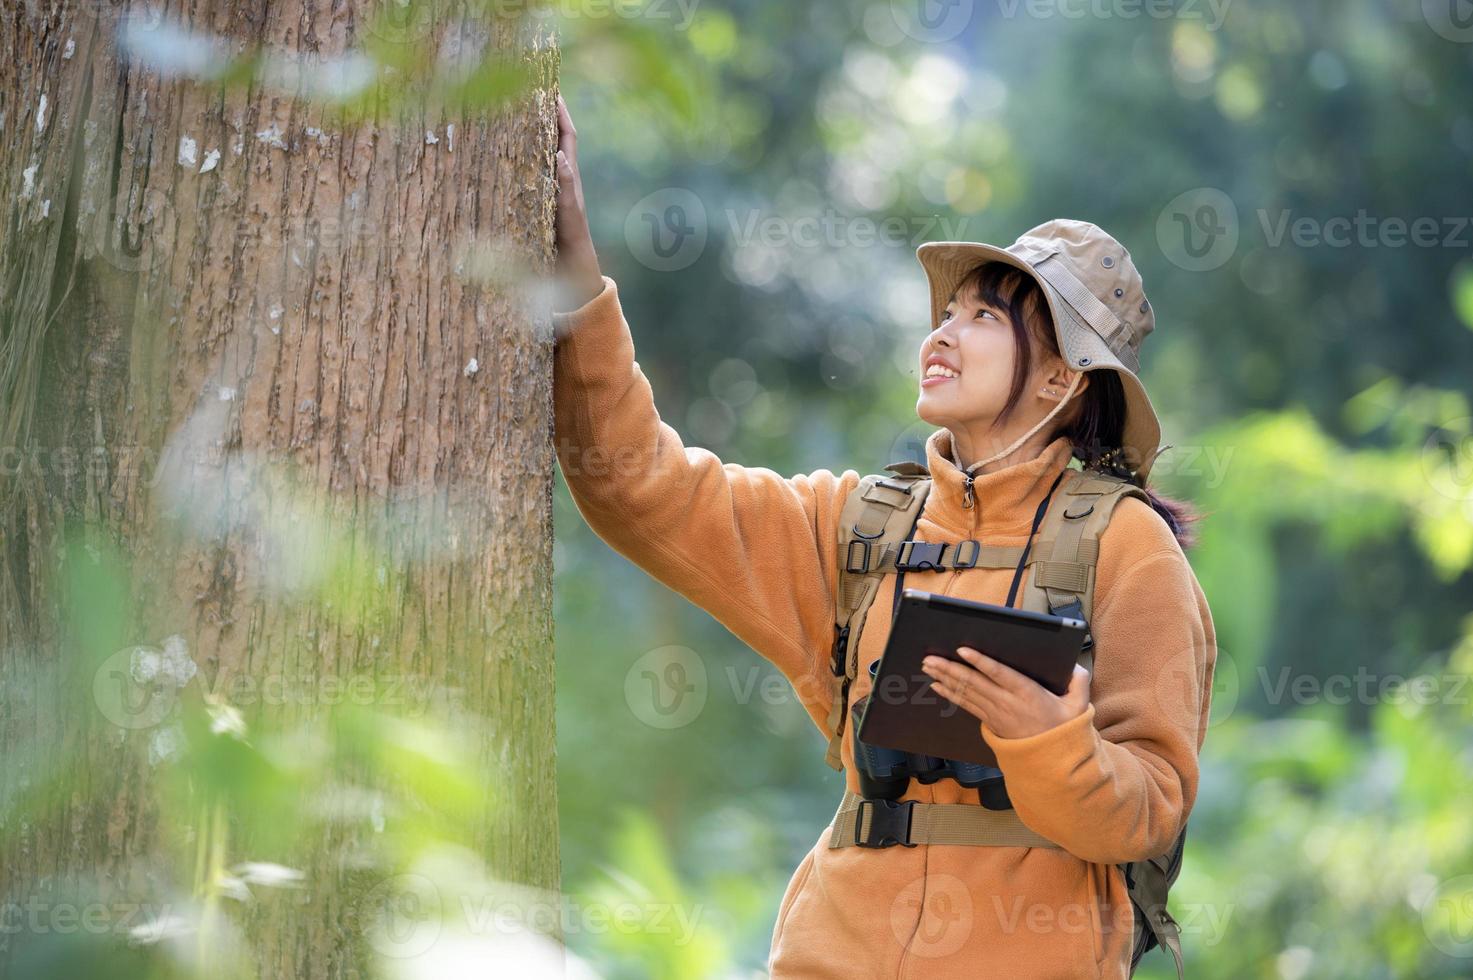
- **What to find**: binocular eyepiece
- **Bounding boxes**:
[851,660,1013,810]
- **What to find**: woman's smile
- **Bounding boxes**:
[921,354,961,388]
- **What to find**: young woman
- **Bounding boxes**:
[551,95,1217,980]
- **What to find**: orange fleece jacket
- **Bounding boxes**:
[553,275,1218,980]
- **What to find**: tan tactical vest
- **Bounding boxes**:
[822,459,1186,979]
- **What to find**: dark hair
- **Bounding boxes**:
[952,262,1203,549]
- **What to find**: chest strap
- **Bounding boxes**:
[827,790,1061,850]
[847,536,1100,576]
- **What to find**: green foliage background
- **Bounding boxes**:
[554,1,1473,976]
[4,1,1470,977]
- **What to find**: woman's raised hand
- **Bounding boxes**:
[553,93,605,313]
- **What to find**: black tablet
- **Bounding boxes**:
[856,588,1089,767]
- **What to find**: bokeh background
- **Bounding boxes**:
[554,0,1473,976]
[4,1,1471,978]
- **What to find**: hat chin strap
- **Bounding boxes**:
[962,371,1082,475]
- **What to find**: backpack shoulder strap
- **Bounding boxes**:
[1022,467,1186,980]
[822,464,930,770]
[1020,467,1150,674]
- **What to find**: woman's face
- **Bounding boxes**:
[915,280,1027,432]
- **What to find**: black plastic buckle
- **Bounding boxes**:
[1050,598,1093,651]
[854,798,917,848]
[895,541,945,572]
[1050,597,1085,621]
[846,539,871,574]
[830,625,851,676]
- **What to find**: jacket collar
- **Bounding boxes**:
[920,428,1078,537]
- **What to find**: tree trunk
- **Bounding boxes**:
[1,2,561,976]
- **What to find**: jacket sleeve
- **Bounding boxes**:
[980,502,1217,864]
[552,275,859,724]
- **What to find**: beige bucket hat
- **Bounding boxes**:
[916,218,1168,481]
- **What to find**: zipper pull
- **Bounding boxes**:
[962,471,975,509]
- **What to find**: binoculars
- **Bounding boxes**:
[850,660,1013,810]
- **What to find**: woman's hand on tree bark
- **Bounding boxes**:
[553,92,605,313]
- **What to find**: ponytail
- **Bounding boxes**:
[1076,446,1204,552]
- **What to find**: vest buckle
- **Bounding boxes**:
[854,798,917,849]
[895,541,945,572]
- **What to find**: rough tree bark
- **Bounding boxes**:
[1,1,561,975]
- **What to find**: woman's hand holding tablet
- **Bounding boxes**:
[856,588,1093,766]
[922,647,1091,739]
